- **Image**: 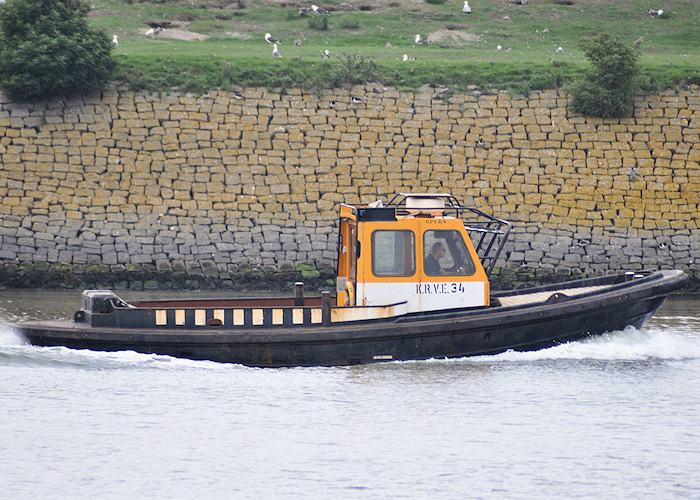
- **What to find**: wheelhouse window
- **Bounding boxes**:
[371,230,416,277]
[423,230,476,276]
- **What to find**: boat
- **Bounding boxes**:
[15,193,688,367]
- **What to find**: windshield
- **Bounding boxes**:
[423,230,476,276]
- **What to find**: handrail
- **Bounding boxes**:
[376,194,512,277]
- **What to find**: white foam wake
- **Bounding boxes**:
[0,318,239,371]
[0,319,24,345]
[475,326,700,363]
[0,342,239,371]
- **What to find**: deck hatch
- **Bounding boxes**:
[175,309,186,325]
[155,310,167,326]
[252,309,264,325]
[214,309,225,323]
[293,308,304,324]
[233,309,245,325]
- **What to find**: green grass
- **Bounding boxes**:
[93,0,700,94]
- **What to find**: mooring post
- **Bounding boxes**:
[294,281,305,306]
[321,291,331,327]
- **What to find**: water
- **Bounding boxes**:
[1,291,699,499]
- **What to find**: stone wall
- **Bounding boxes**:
[0,86,698,284]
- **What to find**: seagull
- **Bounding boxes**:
[294,39,302,47]
[265,33,281,44]
[463,1,471,13]
[312,4,329,14]
[634,37,643,47]
[415,34,429,44]
[233,92,244,100]
[146,27,164,38]
[272,44,281,58]
[648,9,663,15]
[555,46,563,53]
[403,54,409,61]
[322,49,330,59]
[496,45,502,51]
[351,96,363,103]
[112,35,118,47]
[299,7,311,16]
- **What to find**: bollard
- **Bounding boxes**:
[321,291,331,327]
[294,282,305,306]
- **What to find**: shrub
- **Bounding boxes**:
[340,19,360,29]
[569,33,640,118]
[0,0,115,101]
[308,15,328,31]
[332,52,378,89]
[221,61,234,90]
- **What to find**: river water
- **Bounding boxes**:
[1,290,699,499]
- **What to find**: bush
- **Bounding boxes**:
[0,0,115,101]
[569,33,640,118]
[308,15,328,31]
[332,52,378,89]
[340,19,360,30]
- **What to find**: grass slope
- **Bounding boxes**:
[93,0,700,93]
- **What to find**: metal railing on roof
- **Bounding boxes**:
[385,193,512,277]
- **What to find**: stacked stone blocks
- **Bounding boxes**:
[0,86,698,279]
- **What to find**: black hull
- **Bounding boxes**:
[16,270,687,367]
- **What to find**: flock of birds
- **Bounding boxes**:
[264,5,329,58]
[109,3,667,58]
[409,3,664,55]
[264,2,472,61]
[262,0,569,61]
